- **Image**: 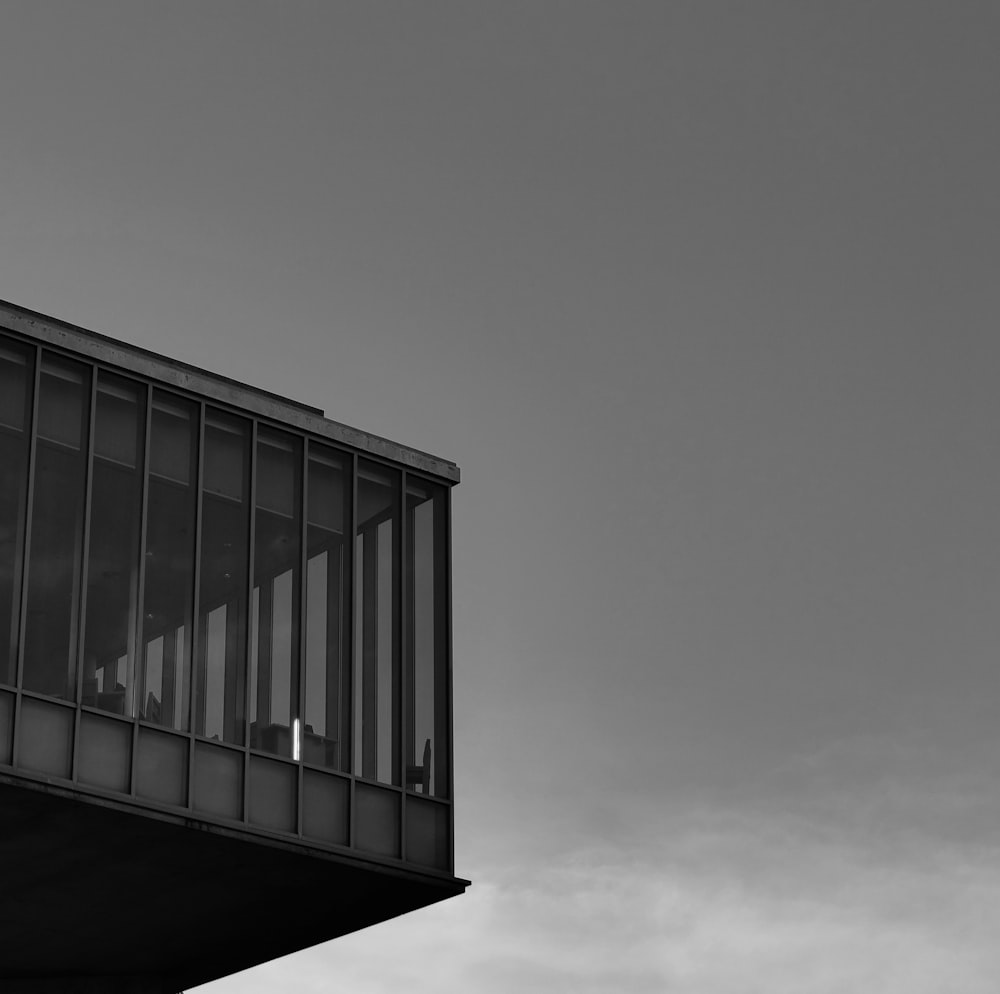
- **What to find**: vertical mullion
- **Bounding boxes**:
[133,387,153,719]
[126,382,149,717]
[70,364,99,782]
[186,401,206,808]
[292,433,303,762]
[130,384,153,798]
[326,544,340,763]
[433,486,449,799]
[361,522,377,780]
[445,484,456,870]
[11,345,42,768]
[393,473,402,792]
[223,597,241,744]
[404,484,416,788]
[397,469,413,824]
[297,438,309,833]
[257,585,274,729]
[341,457,353,778]
[400,470,409,858]
[243,418,258,823]
[126,382,150,798]
[74,366,99,701]
[412,500,420,788]
[349,452,358,846]
[5,345,34,687]
[191,401,206,734]
[65,370,91,706]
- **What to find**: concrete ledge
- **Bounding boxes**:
[0,779,466,989]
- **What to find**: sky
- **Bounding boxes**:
[3,2,1000,991]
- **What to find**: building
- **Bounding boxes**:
[0,300,466,993]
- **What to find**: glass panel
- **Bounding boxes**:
[406,480,450,797]
[0,689,13,765]
[18,696,74,778]
[194,411,250,745]
[192,740,243,821]
[81,374,145,716]
[0,339,30,431]
[77,711,131,793]
[355,781,400,858]
[250,428,301,758]
[302,768,349,845]
[23,357,90,699]
[304,444,350,772]
[248,754,297,833]
[137,392,198,730]
[406,795,450,869]
[135,725,188,807]
[354,460,399,785]
[0,341,33,686]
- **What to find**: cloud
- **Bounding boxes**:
[195,799,1000,994]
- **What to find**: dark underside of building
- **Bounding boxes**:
[0,777,464,991]
[0,300,468,991]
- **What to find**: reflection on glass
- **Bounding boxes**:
[250,428,301,758]
[194,412,250,744]
[354,460,399,785]
[0,342,33,686]
[82,374,145,716]
[304,444,350,771]
[137,392,198,730]
[23,357,90,699]
[406,480,449,797]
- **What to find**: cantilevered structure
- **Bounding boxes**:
[0,300,465,993]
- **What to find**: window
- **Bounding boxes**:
[81,374,145,716]
[194,411,251,745]
[23,357,90,699]
[250,427,302,758]
[137,392,198,730]
[354,460,400,785]
[303,443,351,771]
[406,478,450,797]
[0,342,33,686]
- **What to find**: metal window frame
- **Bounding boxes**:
[10,343,42,769]
[0,320,460,880]
[70,365,99,783]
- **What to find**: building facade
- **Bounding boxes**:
[0,300,465,992]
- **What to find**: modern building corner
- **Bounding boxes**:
[0,299,468,992]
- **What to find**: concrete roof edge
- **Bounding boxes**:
[0,299,460,484]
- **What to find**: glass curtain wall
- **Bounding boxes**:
[303,443,350,772]
[405,479,450,798]
[0,342,33,686]
[22,357,91,700]
[250,427,302,758]
[81,374,146,715]
[194,411,251,744]
[0,324,454,850]
[354,460,400,785]
[137,392,199,730]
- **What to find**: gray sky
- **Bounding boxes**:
[3,3,1000,991]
